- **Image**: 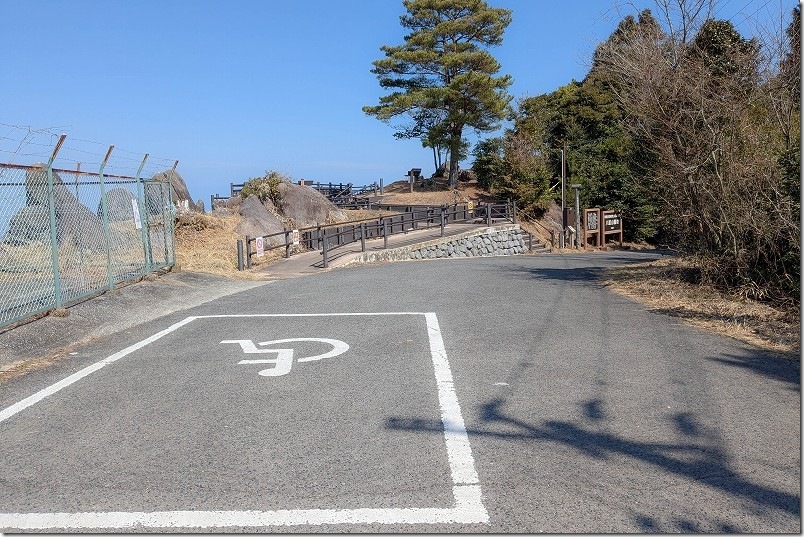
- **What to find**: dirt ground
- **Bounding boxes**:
[377,177,491,205]
[604,257,800,356]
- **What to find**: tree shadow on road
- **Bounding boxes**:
[707,352,800,391]
[387,395,800,530]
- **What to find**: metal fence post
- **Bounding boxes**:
[98,145,115,290]
[382,219,388,249]
[512,200,518,224]
[284,228,291,258]
[45,134,66,308]
[440,206,445,237]
[486,203,492,226]
[135,153,150,275]
[237,240,244,271]
[322,228,329,268]
[167,178,175,265]
[245,235,252,268]
[360,222,366,252]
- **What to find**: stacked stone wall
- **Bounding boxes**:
[344,225,528,265]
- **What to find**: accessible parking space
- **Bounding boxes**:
[0,312,486,531]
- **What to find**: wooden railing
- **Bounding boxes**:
[237,201,518,270]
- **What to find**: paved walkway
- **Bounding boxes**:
[252,223,494,279]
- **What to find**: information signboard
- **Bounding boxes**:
[603,212,622,232]
[601,210,624,246]
[583,208,601,248]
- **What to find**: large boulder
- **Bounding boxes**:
[99,188,136,222]
[275,181,346,228]
[51,177,105,251]
[235,195,286,246]
[24,164,60,206]
[22,166,105,251]
[152,170,196,212]
[2,205,51,245]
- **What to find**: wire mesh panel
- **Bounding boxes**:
[0,163,176,330]
[0,165,57,326]
[143,180,175,269]
[53,168,114,304]
[101,176,149,286]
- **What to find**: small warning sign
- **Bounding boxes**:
[131,199,142,230]
[256,236,265,257]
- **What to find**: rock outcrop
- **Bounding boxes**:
[275,181,346,228]
[99,188,136,222]
[235,195,286,246]
[152,169,196,212]
[3,165,105,250]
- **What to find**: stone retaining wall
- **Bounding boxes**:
[344,224,528,265]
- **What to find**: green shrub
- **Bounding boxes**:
[240,171,289,208]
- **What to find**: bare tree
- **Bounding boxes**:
[593,3,799,303]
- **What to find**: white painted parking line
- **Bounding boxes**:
[0,316,198,426]
[0,313,487,530]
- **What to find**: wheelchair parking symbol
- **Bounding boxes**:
[220,338,349,377]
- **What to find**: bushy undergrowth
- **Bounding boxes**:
[240,171,289,208]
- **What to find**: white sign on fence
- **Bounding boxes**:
[131,199,142,230]
[256,236,265,257]
[292,229,299,246]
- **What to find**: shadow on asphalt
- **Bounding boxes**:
[494,251,665,284]
[706,352,800,391]
[386,347,801,531]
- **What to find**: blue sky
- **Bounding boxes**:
[0,0,795,207]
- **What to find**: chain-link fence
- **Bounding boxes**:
[0,162,175,329]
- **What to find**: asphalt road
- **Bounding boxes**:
[0,251,799,533]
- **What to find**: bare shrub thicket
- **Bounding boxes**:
[594,4,800,305]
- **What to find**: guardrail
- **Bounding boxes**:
[237,201,518,270]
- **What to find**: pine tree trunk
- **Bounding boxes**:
[448,129,462,188]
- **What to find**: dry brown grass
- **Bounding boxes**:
[174,212,274,280]
[341,209,395,221]
[605,257,801,356]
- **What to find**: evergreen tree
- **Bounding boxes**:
[364,0,513,187]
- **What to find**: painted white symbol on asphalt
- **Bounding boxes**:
[220,338,350,377]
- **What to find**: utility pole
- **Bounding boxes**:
[561,140,566,225]
[572,184,581,249]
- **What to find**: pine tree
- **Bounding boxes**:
[364,0,513,188]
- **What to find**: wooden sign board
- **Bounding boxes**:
[583,208,601,248]
[601,210,623,245]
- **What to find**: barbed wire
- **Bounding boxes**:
[0,122,180,177]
